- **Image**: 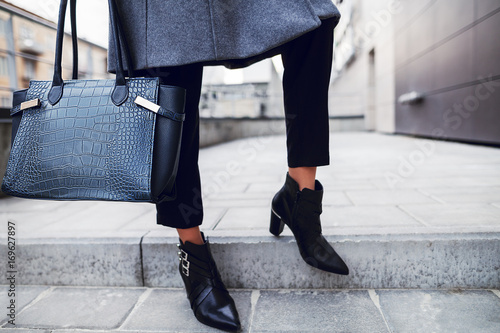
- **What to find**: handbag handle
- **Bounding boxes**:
[48,0,131,106]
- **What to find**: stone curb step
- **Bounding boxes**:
[3,233,499,289]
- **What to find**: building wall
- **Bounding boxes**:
[394,0,500,144]
[330,0,397,132]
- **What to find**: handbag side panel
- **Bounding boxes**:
[150,84,186,202]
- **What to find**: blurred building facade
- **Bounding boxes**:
[331,0,500,145]
[0,0,109,115]
[0,0,109,190]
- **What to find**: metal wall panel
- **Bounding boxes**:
[395,0,500,145]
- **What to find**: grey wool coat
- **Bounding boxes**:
[109,0,341,71]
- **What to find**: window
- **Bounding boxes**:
[1,96,11,108]
[0,56,8,77]
[0,19,6,36]
[24,59,36,80]
[45,32,55,51]
[20,24,34,40]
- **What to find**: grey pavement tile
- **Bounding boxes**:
[215,207,289,234]
[370,176,500,190]
[421,186,500,204]
[321,205,422,228]
[118,208,166,232]
[377,290,500,333]
[204,199,269,209]
[251,290,387,332]
[0,200,98,234]
[0,329,50,332]
[319,179,377,191]
[405,165,500,179]
[200,207,228,230]
[0,285,50,326]
[121,288,252,332]
[345,189,438,205]
[119,206,225,233]
[36,201,151,233]
[0,197,67,213]
[400,203,500,226]
[246,182,286,194]
[322,191,353,206]
[14,286,145,330]
[205,191,275,201]
[203,181,250,196]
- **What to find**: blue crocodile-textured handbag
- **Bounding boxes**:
[1,0,186,203]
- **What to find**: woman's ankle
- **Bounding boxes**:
[288,166,317,191]
[177,226,204,245]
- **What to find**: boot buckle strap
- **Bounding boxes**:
[179,249,188,261]
[181,260,190,276]
[179,249,190,276]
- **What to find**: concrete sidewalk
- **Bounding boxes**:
[2,132,500,237]
[1,132,500,289]
[1,286,500,332]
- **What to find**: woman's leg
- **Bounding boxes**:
[270,18,349,275]
[154,64,204,244]
[288,167,317,191]
[281,18,335,171]
[153,64,240,331]
[177,226,204,245]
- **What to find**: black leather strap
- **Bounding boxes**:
[157,106,186,122]
[49,0,131,106]
[70,0,78,79]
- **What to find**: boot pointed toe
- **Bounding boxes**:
[195,293,241,332]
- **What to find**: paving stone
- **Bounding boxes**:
[319,179,377,191]
[322,191,353,206]
[215,207,277,231]
[370,176,500,190]
[122,288,252,332]
[118,209,166,232]
[251,290,387,332]
[400,203,500,226]
[421,186,500,203]
[37,201,151,232]
[0,200,98,234]
[14,287,145,330]
[320,205,423,228]
[246,182,286,194]
[377,290,500,333]
[0,285,50,326]
[0,197,66,213]
[0,329,50,333]
[345,189,438,205]
[204,199,269,208]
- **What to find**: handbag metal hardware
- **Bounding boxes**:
[20,98,41,110]
[135,96,160,113]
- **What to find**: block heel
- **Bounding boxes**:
[269,209,285,236]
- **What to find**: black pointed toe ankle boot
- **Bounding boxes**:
[177,233,241,332]
[270,173,349,275]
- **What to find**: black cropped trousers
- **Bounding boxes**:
[155,18,335,229]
